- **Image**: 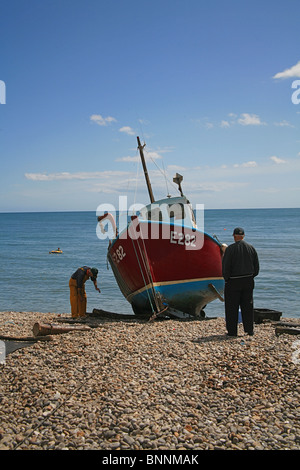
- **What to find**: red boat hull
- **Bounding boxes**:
[107,220,224,317]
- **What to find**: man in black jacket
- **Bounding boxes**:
[222,227,259,336]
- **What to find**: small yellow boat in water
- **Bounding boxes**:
[49,248,63,254]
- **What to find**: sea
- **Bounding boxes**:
[0,208,299,319]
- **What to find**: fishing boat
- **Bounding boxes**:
[98,137,225,319]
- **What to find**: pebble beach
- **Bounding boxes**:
[0,311,299,451]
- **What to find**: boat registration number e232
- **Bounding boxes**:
[170,230,196,247]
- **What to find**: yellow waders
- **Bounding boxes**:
[69,277,87,317]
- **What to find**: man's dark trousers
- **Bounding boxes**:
[224,276,254,336]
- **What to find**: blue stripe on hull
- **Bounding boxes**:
[130,278,225,316]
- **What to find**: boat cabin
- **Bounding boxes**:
[138,196,197,229]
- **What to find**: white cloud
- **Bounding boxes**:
[146,151,163,161]
[237,113,266,126]
[116,155,139,162]
[244,161,257,168]
[273,60,300,79]
[274,120,295,128]
[90,114,117,126]
[219,113,266,128]
[221,114,296,129]
[270,156,286,164]
[192,118,214,129]
[119,126,135,136]
[233,161,258,168]
[22,153,300,210]
[167,164,186,172]
[25,171,129,181]
[202,181,248,192]
[116,150,162,163]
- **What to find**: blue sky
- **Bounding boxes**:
[1,0,300,212]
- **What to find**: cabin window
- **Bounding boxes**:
[138,200,191,225]
[146,207,163,221]
[167,203,185,221]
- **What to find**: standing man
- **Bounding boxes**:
[222,227,259,336]
[69,266,100,318]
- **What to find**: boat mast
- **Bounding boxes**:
[137,136,155,203]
